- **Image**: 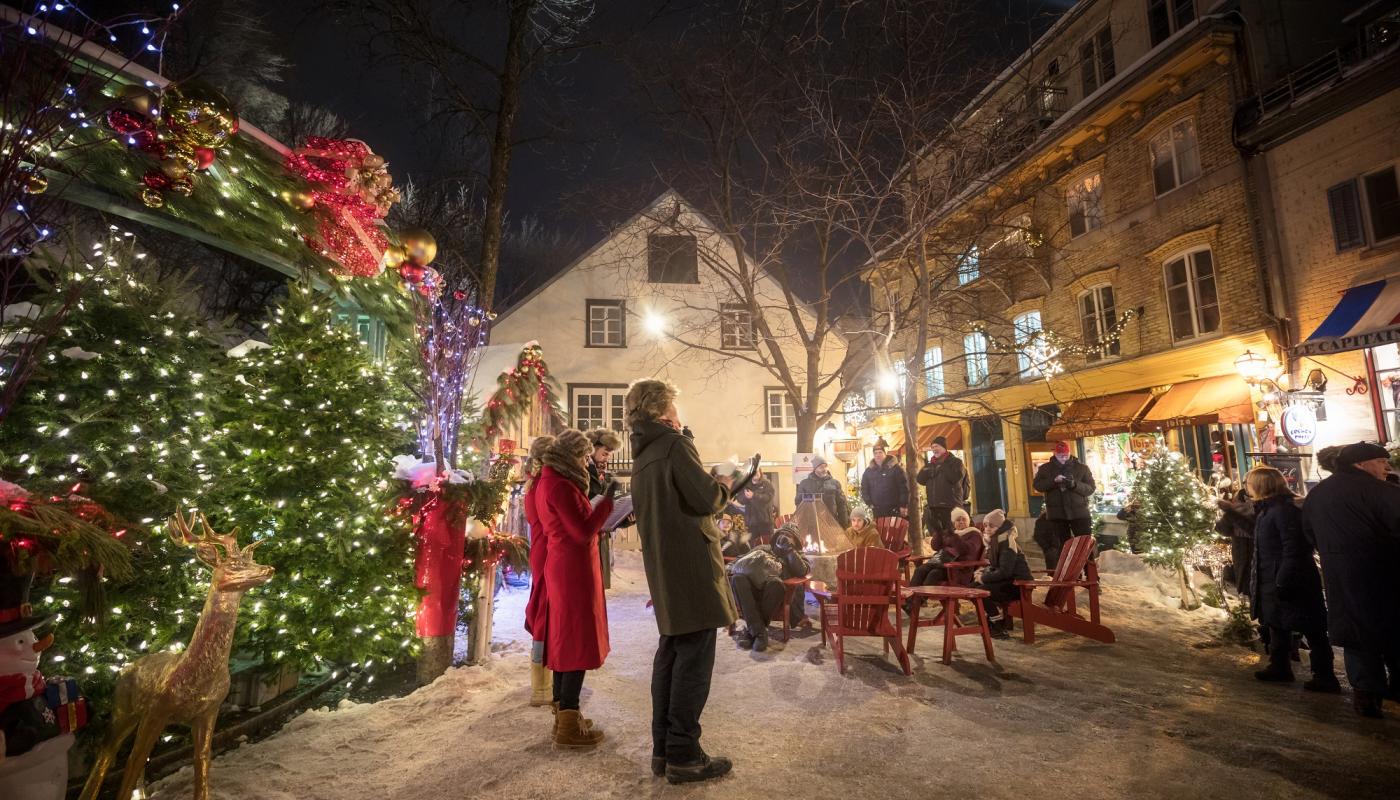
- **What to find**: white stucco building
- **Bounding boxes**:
[489,191,848,510]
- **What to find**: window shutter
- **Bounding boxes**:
[1327,180,1365,252]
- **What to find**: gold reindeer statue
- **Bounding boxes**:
[80,510,273,800]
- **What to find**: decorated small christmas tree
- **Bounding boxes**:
[204,284,419,675]
[1,237,219,718]
[1126,441,1217,609]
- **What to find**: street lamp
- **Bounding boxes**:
[644,311,667,336]
[878,371,899,393]
[814,421,838,451]
[1234,349,1269,383]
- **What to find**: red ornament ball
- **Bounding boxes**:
[141,169,173,190]
[194,147,217,170]
[106,107,152,136]
[453,290,467,301]
[398,263,426,284]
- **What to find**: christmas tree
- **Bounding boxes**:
[205,283,419,674]
[1126,442,1217,608]
[0,235,218,715]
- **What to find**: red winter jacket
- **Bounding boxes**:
[523,482,548,641]
[537,466,614,672]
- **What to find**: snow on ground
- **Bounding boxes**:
[149,550,1400,800]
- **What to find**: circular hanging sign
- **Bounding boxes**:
[1281,404,1318,447]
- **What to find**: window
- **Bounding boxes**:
[1079,25,1116,97]
[923,346,945,397]
[1150,117,1202,195]
[1014,311,1046,377]
[1328,180,1366,252]
[1362,166,1400,244]
[570,386,627,434]
[1163,248,1220,341]
[647,233,699,283]
[719,303,755,349]
[1079,285,1120,361]
[335,313,387,361]
[1148,0,1196,47]
[1067,172,1104,238]
[585,299,625,347]
[957,245,980,284]
[963,331,989,388]
[765,388,798,432]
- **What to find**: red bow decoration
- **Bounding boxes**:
[285,137,400,278]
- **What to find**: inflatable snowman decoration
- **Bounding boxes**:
[0,572,74,800]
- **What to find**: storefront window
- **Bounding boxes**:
[1081,433,1136,512]
[1373,343,1400,442]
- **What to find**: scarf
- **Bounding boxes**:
[542,451,590,493]
[993,520,1021,554]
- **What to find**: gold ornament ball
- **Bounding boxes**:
[140,188,164,208]
[162,82,239,150]
[380,244,408,270]
[21,171,49,194]
[159,157,191,180]
[362,153,386,170]
[115,83,159,117]
[399,228,437,266]
[286,190,316,210]
[170,176,195,197]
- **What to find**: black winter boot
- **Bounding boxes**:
[666,754,734,785]
[1353,690,1385,719]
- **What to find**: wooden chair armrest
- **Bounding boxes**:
[904,554,933,565]
[945,559,989,569]
[782,576,809,587]
[1014,579,1090,588]
[807,581,835,601]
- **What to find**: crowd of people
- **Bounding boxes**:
[521,390,1400,787]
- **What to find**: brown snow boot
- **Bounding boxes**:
[551,701,596,736]
[530,663,552,707]
[554,709,605,750]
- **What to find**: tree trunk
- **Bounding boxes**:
[795,416,817,454]
[900,398,927,557]
[1177,562,1201,611]
[466,565,498,665]
[476,0,531,312]
[416,635,455,685]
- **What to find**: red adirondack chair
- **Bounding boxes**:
[812,547,911,676]
[1006,534,1114,644]
[874,517,916,582]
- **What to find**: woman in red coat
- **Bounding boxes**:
[537,429,615,749]
[523,435,555,707]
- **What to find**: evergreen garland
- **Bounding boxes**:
[204,283,419,673]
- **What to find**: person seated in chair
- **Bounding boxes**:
[727,525,810,652]
[973,509,1032,638]
[908,507,984,590]
[845,506,882,549]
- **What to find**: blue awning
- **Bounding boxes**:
[1294,279,1400,357]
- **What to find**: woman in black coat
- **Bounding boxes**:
[973,509,1032,638]
[1247,466,1339,691]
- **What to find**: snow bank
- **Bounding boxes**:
[1098,549,1226,619]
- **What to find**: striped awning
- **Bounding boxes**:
[1294,278,1400,357]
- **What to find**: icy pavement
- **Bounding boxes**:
[149,550,1400,800]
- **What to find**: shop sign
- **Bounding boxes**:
[1281,405,1318,447]
[1129,434,1157,455]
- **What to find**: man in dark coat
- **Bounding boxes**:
[1301,441,1400,718]
[627,379,735,784]
[860,440,908,519]
[797,456,849,528]
[738,474,776,545]
[586,428,626,590]
[727,525,810,652]
[1032,441,1096,550]
[917,436,966,538]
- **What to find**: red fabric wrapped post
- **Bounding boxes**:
[412,495,467,638]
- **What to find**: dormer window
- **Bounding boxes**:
[648,234,699,283]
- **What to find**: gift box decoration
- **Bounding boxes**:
[44,677,89,733]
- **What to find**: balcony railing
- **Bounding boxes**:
[1249,18,1399,119]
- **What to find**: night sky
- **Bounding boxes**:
[249,1,1069,243]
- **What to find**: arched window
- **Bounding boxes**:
[963,331,989,388]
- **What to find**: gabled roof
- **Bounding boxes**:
[493,189,727,325]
